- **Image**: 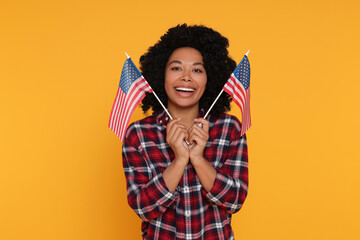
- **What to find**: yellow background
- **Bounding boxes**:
[1,0,360,239]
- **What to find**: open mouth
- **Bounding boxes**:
[175,87,195,92]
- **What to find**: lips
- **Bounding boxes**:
[175,87,195,92]
[174,87,196,97]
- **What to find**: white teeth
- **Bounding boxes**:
[175,87,195,92]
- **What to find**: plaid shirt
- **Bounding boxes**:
[122,110,248,240]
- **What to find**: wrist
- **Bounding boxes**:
[173,157,189,167]
[190,156,206,168]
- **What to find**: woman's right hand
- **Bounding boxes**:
[166,118,190,165]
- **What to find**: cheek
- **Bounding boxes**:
[164,72,172,88]
[164,80,171,97]
[165,71,177,85]
[164,75,174,97]
[199,76,207,91]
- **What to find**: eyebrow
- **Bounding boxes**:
[167,60,204,66]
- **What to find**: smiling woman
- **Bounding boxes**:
[140,24,236,117]
[165,47,207,126]
[122,24,249,240]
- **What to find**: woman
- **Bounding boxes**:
[122,24,248,240]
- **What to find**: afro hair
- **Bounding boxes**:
[139,24,237,117]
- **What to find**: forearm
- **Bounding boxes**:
[163,158,188,193]
[202,170,248,214]
[191,157,217,192]
[126,172,178,221]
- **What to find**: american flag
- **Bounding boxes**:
[223,54,251,136]
[108,57,153,141]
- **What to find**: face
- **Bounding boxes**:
[165,47,207,112]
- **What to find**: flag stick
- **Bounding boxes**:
[203,49,250,120]
[203,89,224,119]
[125,52,173,120]
[152,91,173,120]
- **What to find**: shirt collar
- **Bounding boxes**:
[198,108,206,119]
[156,110,170,125]
[155,108,208,126]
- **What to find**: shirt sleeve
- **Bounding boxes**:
[122,124,179,222]
[201,126,249,214]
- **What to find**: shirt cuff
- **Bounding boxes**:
[145,173,179,208]
[201,170,231,205]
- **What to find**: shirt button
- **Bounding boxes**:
[183,186,189,191]
[159,120,162,124]
[165,117,169,121]
[185,211,191,217]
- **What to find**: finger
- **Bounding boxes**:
[167,118,182,131]
[167,119,186,139]
[188,125,204,138]
[194,118,209,132]
[169,129,190,159]
[188,121,204,134]
[188,127,207,145]
[173,127,188,142]
[176,131,190,152]
[168,124,186,139]
[190,131,207,148]
[188,122,207,138]
[171,126,188,144]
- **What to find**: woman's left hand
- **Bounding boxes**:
[187,118,209,165]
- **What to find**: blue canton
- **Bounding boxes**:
[120,58,142,94]
[234,56,250,90]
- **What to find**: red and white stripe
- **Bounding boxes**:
[108,77,152,141]
[223,74,251,136]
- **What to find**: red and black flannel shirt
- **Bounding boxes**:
[122,110,248,240]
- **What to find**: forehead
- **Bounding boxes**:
[167,47,204,63]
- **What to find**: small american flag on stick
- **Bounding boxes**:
[204,50,251,136]
[223,52,251,136]
[108,54,153,141]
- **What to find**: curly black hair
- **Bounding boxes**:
[140,24,237,117]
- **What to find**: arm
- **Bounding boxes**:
[122,119,190,221]
[202,131,249,214]
[162,118,189,192]
[187,118,217,192]
[189,117,249,214]
[122,124,178,222]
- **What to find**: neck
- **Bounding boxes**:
[168,105,199,129]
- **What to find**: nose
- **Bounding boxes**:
[181,76,191,81]
[181,70,191,81]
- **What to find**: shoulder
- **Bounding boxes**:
[124,114,160,146]
[208,113,243,141]
[210,113,242,130]
[127,114,157,131]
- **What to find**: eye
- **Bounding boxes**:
[170,67,181,71]
[193,68,203,73]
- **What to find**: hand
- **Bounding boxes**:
[166,118,190,165]
[187,118,209,165]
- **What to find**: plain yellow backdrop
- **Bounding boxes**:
[1,0,360,239]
